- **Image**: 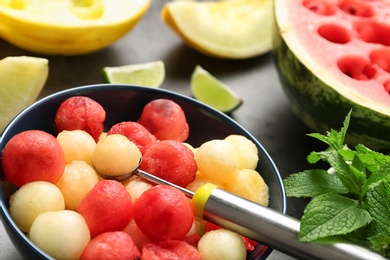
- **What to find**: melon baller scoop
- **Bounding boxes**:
[98,165,386,260]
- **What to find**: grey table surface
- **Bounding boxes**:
[0,1,321,259]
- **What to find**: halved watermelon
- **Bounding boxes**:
[273,0,390,151]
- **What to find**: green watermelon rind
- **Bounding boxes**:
[272,13,390,151]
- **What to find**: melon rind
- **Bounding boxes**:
[272,2,390,151]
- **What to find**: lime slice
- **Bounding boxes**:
[0,56,49,133]
[161,0,273,59]
[191,65,243,113]
[102,60,165,88]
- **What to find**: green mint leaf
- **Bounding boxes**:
[328,129,345,150]
[341,223,377,248]
[315,149,364,196]
[283,169,348,198]
[349,165,368,199]
[351,153,366,172]
[307,150,321,164]
[368,233,390,258]
[337,109,352,149]
[355,144,390,173]
[366,162,390,191]
[338,148,356,162]
[307,110,351,150]
[306,132,329,145]
[298,193,372,242]
[355,144,390,189]
[349,155,368,197]
[367,180,390,235]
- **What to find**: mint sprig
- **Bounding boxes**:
[283,111,390,257]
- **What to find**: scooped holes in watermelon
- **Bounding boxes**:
[317,24,351,44]
[370,48,390,73]
[337,56,377,81]
[302,0,337,16]
[384,80,390,94]
[354,21,390,46]
[338,0,374,17]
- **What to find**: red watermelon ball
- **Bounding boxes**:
[133,185,194,242]
[1,130,65,188]
[142,240,200,260]
[77,180,133,238]
[54,96,106,142]
[80,231,140,260]
[138,99,189,142]
[107,121,157,154]
[140,140,197,187]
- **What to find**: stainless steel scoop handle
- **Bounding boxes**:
[201,187,386,260]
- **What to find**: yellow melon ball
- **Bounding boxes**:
[198,229,247,260]
[57,130,96,166]
[224,134,258,170]
[194,139,240,185]
[93,134,141,177]
[186,171,224,193]
[99,131,107,141]
[182,142,197,155]
[226,169,269,206]
[9,181,65,233]
[56,160,99,210]
[123,176,153,202]
[29,210,90,260]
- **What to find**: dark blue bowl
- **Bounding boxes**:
[0,84,286,259]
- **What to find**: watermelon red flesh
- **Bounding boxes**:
[273,0,390,151]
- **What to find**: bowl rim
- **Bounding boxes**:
[0,83,287,260]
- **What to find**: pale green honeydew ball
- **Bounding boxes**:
[9,181,65,233]
[197,229,247,260]
[29,210,90,260]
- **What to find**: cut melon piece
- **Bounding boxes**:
[0,56,48,133]
[0,0,151,55]
[161,0,273,59]
[273,0,390,151]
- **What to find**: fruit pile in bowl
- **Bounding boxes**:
[0,84,286,260]
[273,0,390,151]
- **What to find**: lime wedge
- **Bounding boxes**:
[191,65,243,113]
[102,61,165,88]
[161,0,273,59]
[0,56,49,133]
